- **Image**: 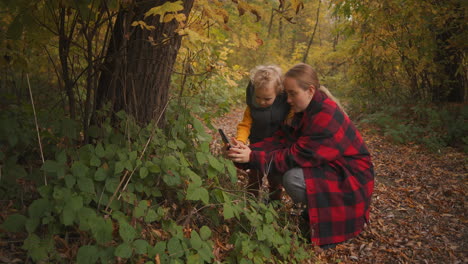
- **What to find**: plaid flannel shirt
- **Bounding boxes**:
[249,90,375,246]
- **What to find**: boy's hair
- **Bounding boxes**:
[250,65,283,94]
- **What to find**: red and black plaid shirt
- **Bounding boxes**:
[249,90,374,246]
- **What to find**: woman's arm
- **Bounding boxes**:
[250,108,345,174]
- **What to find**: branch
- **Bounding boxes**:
[27,74,46,186]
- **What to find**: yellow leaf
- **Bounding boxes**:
[144,0,184,22]
[163,13,186,23]
[178,28,210,43]
[131,20,155,30]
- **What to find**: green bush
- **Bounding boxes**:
[1,101,311,263]
[360,104,468,152]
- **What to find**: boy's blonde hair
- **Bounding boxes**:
[250,65,283,94]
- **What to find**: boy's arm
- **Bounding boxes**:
[236,106,252,144]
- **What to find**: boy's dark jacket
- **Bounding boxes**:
[246,82,290,144]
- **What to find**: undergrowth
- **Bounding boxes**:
[357,104,468,152]
[0,99,311,263]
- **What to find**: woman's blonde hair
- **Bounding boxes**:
[285,63,346,113]
[250,65,283,94]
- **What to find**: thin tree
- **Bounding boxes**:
[302,0,321,63]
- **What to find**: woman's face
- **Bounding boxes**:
[284,77,315,113]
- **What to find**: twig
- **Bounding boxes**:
[104,100,170,214]
[27,74,47,186]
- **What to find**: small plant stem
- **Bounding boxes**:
[27,73,47,186]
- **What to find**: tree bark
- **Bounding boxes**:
[95,0,194,125]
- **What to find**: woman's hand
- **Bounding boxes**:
[227,138,251,163]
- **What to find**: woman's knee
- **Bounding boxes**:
[282,168,307,204]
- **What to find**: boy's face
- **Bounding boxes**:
[255,85,276,108]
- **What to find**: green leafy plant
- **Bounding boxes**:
[1,102,312,263]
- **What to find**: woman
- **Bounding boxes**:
[227,63,374,247]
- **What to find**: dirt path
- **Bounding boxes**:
[213,106,467,264]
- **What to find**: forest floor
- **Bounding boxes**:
[212,107,467,264]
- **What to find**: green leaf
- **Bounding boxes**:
[90,155,101,167]
[176,139,186,150]
[115,242,133,258]
[168,140,177,150]
[115,161,125,174]
[2,214,27,232]
[226,162,238,183]
[77,177,95,193]
[105,178,119,193]
[78,207,96,231]
[28,198,50,218]
[148,241,166,258]
[64,174,75,188]
[265,212,274,224]
[207,155,224,172]
[223,203,234,220]
[119,221,136,242]
[186,185,209,204]
[199,226,211,241]
[190,231,203,250]
[140,167,149,179]
[71,161,89,178]
[187,254,201,264]
[99,247,115,264]
[22,233,47,261]
[77,245,99,264]
[177,152,189,167]
[133,239,149,255]
[91,217,113,244]
[148,163,161,173]
[62,195,82,225]
[167,237,184,258]
[161,155,178,171]
[134,206,145,218]
[94,167,107,181]
[129,151,137,161]
[198,244,214,262]
[25,217,39,233]
[163,172,181,186]
[195,152,206,164]
[95,143,106,158]
[144,209,158,223]
[62,206,75,226]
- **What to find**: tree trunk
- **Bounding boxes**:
[95,0,194,125]
[302,0,321,63]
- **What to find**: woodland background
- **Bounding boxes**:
[0,0,466,263]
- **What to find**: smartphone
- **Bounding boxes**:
[218,129,231,149]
